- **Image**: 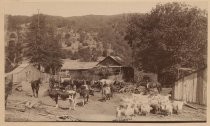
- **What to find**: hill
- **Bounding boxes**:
[5,14,141,66]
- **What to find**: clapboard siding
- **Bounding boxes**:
[173,68,207,105]
[12,65,41,83]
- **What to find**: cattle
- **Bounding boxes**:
[60,80,70,89]
[48,86,72,108]
[78,85,90,104]
[67,90,77,110]
[31,78,42,98]
[67,90,86,110]
[48,88,60,108]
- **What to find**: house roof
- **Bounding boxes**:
[61,59,98,70]
[109,56,123,65]
[96,56,124,66]
[97,56,106,62]
[61,56,125,70]
[5,63,30,77]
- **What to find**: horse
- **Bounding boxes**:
[146,81,162,93]
[31,78,42,98]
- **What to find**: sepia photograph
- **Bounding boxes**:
[3,0,207,122]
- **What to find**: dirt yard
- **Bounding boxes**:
[5,85,206,122]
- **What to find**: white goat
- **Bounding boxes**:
[140,104,152,116]
[160,101,173,116]
[172,100,185,114]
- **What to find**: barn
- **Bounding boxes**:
[5,63,43,84]
[172,67,207,105]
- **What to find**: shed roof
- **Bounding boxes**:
[61,59,98,70]
[5,63,30,76]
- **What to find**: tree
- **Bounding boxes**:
[78,47,92,61]
[24,14,63,74]
[125,2,207,84]
[42,26,64,74]
[5,27,24,72]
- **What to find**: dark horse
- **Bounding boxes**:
[31,78,41,97]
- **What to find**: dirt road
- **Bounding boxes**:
[5,88,206,122]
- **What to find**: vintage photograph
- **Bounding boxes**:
[4,0,207,122]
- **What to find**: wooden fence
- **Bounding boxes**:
[173,68,207,105]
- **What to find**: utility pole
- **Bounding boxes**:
[37,9,40,70]
[37,9,40,30]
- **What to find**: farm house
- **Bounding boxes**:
[60,56,134,81]
[96,56,134,82]
[173,67,207,105]
[5,63,43,84]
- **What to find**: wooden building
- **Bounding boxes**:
[96,56,134,82]
[173,67,207,105]
[60,59,99,80]
[5,63,44,84]
[60,56,134,82]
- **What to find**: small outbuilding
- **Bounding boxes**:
[5,63,43,84]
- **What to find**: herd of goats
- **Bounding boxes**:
[5,76,185,121]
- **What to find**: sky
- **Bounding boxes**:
[4,0,208,17]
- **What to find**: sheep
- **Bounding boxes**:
[116,105,125,121]
[133,104,141,115]
[149,98,161,114]
[124,104,135,120]
[140,104,152,116]
[116,102,136,121]
[159,94,171,104]
[172,100,185,114]
[160,101,173,116]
